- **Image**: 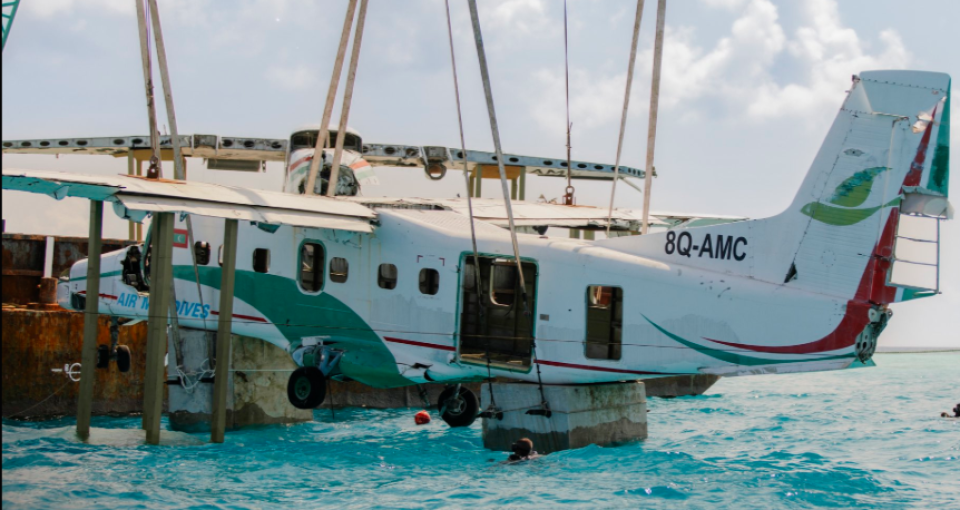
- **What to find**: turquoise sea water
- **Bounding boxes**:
[2,353,958,509]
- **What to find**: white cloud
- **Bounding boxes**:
[521,0,912,132]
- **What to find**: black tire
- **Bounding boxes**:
[96,345,111,370]
[116,346,132,373]
[287,367,326,410]
[438,386,479,428]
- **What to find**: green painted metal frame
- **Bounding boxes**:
[2,0,21,52]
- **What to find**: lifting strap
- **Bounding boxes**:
[326,0,370,196]
[641,0,668,234]
[306,0,359,196]
[606,0,646,234]
[444,0,496,411]
[467,0,550,419]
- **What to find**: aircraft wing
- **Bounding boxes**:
[2,135,288,168]
[349,197,668,231]
[360,144,647,181]
[646,210,749,229]
[1,169,376,233]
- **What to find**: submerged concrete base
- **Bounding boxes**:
[481,382,647,454]
[167,329,311,432]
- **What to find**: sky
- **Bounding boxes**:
[2,0,958,349]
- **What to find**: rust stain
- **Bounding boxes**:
[1,309,151,419]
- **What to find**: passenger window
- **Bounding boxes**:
[378,264,398,290]
[253,249,270,274]
[419,269,440,295]
[194,242,211,266]
[585,286,623,361]
[330,257,349,283]
[300,243,325,292]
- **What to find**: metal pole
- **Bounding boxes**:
[211,219,238,444]
[519,169,526,201]
[305,0,358,196]
[76,201,103,441]
[606,0,645,234]
[326,0,369,197]
[147,0,185,181]
[641,0,667,235]
[466,0,527,293]
[143,212,175,445]
[135,0,162,180]
[127,152,136,240]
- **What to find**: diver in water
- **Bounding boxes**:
[941,404,960,418]
[507,438,539,463]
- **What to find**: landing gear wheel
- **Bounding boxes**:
[96,345,110,370]
[287,367,327,410]
[438,386,479,428]
[116,346,132,373]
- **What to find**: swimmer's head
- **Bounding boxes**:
[511,438,534,457]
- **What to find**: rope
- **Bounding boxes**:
[606,0,646,235]
[562,0,575,206]
[175,358,215,394]
[444,0,496,412]
[305,0,358,196]
[5,381,71,420]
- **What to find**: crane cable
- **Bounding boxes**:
[466,0,551,419]
[443,0,494,411]
[605,0,646,234]
[562,0,576,206]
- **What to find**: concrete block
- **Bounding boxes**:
[168,329,311,432]
[482,382,647,454]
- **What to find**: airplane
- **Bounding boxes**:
[2,70,953,429]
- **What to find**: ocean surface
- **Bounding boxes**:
[3,353,958,510]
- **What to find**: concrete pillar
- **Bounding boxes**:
[583,230,596,241]
[212,219,238,443]
[168,331,312,432]
[510,178,518,200]
[76,201,103,440]
[473,168,482,198]
[569,229,581,239]
[481,382,647,454]
[143,212,175,445]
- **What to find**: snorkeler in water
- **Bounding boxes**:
[941,403,960,418]
[507,438,539,463]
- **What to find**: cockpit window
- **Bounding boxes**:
[290,130,362,152]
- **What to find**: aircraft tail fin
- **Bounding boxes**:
[598,70,951,304]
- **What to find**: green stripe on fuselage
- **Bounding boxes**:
[172,265,408,389]
[929,79,950,196]
[642,315,853,366]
